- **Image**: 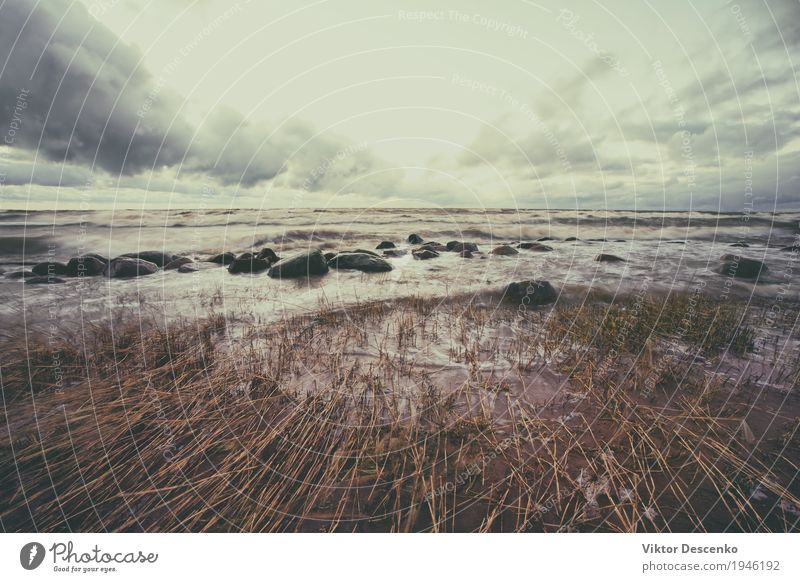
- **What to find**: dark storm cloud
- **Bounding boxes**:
[0,0,372,191]
[0,0,194,175]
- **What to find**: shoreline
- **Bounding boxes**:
[1,290,798,532]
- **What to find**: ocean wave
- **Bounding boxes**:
[0,235,53,255]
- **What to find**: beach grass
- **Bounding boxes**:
[1,291,798,532]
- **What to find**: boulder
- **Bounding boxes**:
[84,253,108,263]
[419,242,447,252]
[376,241,396,250]
[329,252,393,272]
[164,257,194,270]
[228,253,269,274]
[446,241,479,253]
[517,242,553,252]
[5,270,35,279]
[408,234,424,244]
[383,249,408,257]
[268,249,329,278]
[537,237,557,242]
[504,280,558,306]
[26,276,66,285]
[207,252,236,265]
[565,237,579,242]
[491,245,519,256]
[717,254,767,279]
[459,250,474,258]
[730,242,749,248]
[119,251,178,267]
[324,251,338,261]
[257,248,281,263]
[32,261,69,276]
[178,263,200,274]
[104,257,159,278]
[412,249,439,260]
[67,256,106,276]
[351,248,380,257]
[595,254,625,263]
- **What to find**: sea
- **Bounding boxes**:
[1,208,798,332]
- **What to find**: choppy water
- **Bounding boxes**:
[1,208,799,331]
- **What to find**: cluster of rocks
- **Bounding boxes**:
[3,251,201,283]
[6,252,178,284]
[224,248,282,274]
[5,233,776,286]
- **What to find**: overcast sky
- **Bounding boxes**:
[0,0,798,210]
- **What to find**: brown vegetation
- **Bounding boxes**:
[1,291,798,532]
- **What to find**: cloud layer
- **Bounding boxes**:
[0,0,375,194]
[0,0,798,210]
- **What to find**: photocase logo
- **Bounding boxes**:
[20,542,46,570]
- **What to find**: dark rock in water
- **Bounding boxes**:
[257,248,281,263]
[517,242,553,252]
[412,249,439,260]
[83,253,108,264]
[491,245,519,256]
[351,248,380,257]
[718,254,767,279]
[595,254,625,263]
[730,242,749,248]
[67,256,106,276]
[119,251,178,267]
[178,263,199,273]
[459,250,474,258]
[537,236,557,242]
[383,249,407,257]
[376,241,396,250]
[268,249,329,278]
[588,238,608,242]
[228,253,269,274]
[419,242,447,252]
[565,237,579,242]
[408,234,424,244]
[324,251,338,261]
[69,253,107,265]
[446,241,479,252]
[329,252,393,272]
[164,257,194,270]
[208,252,236,265]
[104,257,159,278]
[5,270,35,279]
[505,280,557,306]
[26,276,66,285]
[32,261,69,276]
[614,239,626,243]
